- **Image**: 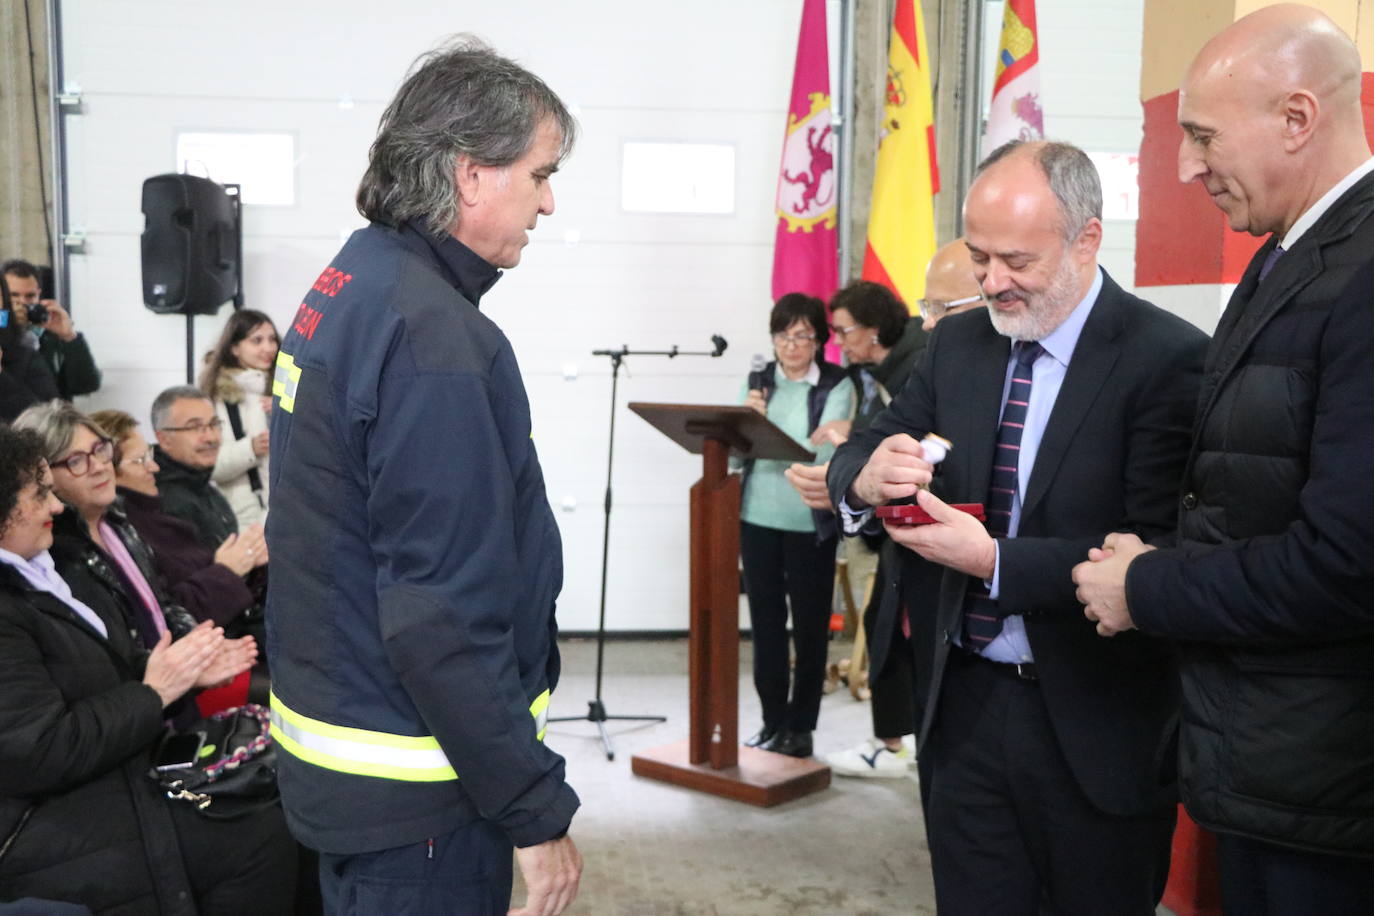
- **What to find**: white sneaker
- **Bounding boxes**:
[823,737,912,778]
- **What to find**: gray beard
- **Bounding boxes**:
[986,259,1084,342]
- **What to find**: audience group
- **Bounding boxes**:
[0,288,306,912]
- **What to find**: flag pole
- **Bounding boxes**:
[957,0,987,235]
[837,0,856,284]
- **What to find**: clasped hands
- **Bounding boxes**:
[1072,532,1155,637]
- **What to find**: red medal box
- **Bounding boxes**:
[876,503,987,526]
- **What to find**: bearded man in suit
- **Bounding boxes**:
[828,140,1207,915]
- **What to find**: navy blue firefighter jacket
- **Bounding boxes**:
[265,221,578,854]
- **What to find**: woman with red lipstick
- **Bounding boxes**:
[0,424,297,913]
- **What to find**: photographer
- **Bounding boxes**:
[2,259,103,399]
[0,270,60,422]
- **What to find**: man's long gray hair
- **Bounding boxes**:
[356,36,577,238]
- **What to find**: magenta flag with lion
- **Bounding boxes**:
[771,0,838,305]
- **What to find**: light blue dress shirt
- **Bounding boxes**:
[838,269,1103,663]
[980,268,1102,663]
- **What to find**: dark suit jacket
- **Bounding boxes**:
[828,269,1208,817]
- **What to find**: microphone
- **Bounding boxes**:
[748,353,769,392]
[711,334,727,357]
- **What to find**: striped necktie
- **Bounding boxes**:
[962,340,1043,650]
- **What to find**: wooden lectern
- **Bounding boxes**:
[627,402,832,806]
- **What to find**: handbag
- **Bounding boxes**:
[149,703,279,819]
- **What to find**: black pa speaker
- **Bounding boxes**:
[141,173,238,315]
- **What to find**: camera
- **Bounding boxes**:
[26,302,49,325]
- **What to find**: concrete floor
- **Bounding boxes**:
[522,636,935,915]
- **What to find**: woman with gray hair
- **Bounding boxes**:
[12,401,244,654]
[0,423,297,913]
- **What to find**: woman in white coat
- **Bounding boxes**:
[198,309,280,530]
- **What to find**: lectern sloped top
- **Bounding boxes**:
[628,402,816,462]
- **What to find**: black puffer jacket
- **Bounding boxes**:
[1127,173,1374,858]
[0,563,197,915]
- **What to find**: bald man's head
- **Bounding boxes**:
[1178,4,1369,237]
[921,240,984,330]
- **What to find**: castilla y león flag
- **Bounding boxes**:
[983,0,1044,157]
[861,0,939,309]
[771,0,838,304]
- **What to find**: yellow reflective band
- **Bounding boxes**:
[270,690,457,781]
[531,688,550,742]
[272,351,302,414]
[270,688,552,781]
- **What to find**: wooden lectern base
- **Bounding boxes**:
[631,740,830,807]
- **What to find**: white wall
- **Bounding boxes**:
[58,0,1153,632]
[60,0,806,632]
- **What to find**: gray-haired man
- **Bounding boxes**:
[265,38,581,914]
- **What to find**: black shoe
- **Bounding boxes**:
[762,729,813,758]
[745,726,779,748]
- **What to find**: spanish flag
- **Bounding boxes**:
[861,0,939,309]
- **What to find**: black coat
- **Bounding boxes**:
[829,270,1208,817]
[0,564,198,915]
[0,325,59,424]
[151,451,237,550]
[36,331,102,400]
[1127,173,1374,857]
[48,507,197,652]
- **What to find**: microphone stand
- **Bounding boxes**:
[550,337,726,760]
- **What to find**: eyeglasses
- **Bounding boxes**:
[159,418,224,435]
[830,323,861,340]
[125,449,156,468]
[917,293,986,323]
[772,331,818,348]
[52,438,114,477]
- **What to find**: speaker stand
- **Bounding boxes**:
[185,314,195,385]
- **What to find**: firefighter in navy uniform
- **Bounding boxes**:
[265,39,582,915]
